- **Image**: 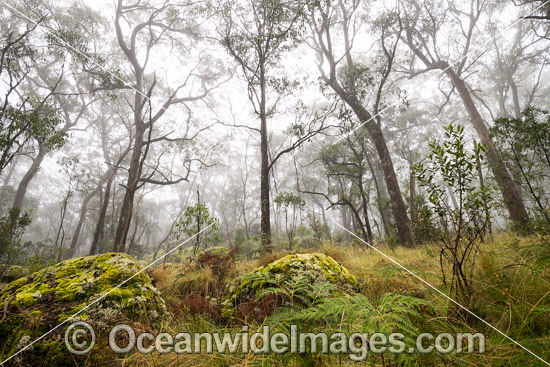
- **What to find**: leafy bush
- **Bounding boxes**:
[0,207,31,282]
[492,106,550,232]
[174,202,221,256]
[413,123,492,303]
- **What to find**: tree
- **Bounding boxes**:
[312,123,376,244]
[6,2,123,211]
[492,106,550,230]
[0,207,31,281]
[175,201,221,257]
[112,0,222,252]
[306,0,415,247]
[0,13,66,177]
[274,191,305,249]
[399,0,531,229]
[218,0,332,251]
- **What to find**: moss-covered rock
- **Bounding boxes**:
[200,246,230,257]
[0,253,167,366]
[221,253,358,319]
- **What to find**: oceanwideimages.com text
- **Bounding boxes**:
[65,321,486,361]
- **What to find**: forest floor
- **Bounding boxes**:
[123,232,550,366]
[1,232,549,366]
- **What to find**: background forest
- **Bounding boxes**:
[1,0,550,366]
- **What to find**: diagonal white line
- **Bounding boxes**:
[0,223,213,366]
[332,0,550,144]
[332,220,550,366]
[1,0,167,115]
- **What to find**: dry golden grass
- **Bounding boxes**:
[122,233,550,367]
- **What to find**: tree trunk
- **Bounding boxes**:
[2,155,18,187]
[358,180,374,243]
[259,64,271,251]
[12,144,47,209]
[113,125,145,252]
[340,205,351,233]
[444,66,530,228]
[366,155,391,237]
[90,169,116,255]
[329,83,415,247]
[127,212,140,254]
[409,165,417,223]
[55,191,71,262]
[65,184,101,259]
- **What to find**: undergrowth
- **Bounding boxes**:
[119,233,550,366]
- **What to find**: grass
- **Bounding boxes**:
[3,232,547,366]
[121,232,550,366]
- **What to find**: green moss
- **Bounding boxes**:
[200,246,230,256]
[14,292,36,307]
[222,253,358,317]
[0,253,168,366]
[30,309,41,318]
[2,276,28,295]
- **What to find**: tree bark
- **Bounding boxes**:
[329,83,415,247]
[444,65,531,228]
[12,144,47,209]
[113,127,144,252]
[340,205,351,233]
[259,63,272,251]
[89,173,113,256]
[409,165,417,223]
[113,71,146,253]
[65,184,101,259]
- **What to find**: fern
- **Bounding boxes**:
[270,293,425,333]
[266,293,437,366]
[254,274,338,309]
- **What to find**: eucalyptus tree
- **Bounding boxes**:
[1,3,132,259]
[112,0,224,252]
[316,125,375,244]
[88,108,133,255]
[482,19,549,121]
[492,107,550,229]
[274,191,305,249]
[398,0,531,229]
[0,6,65,179]
[217,0,333,251]
[68,107,133,258]
[4,2,124,211]
[305,0,415,247]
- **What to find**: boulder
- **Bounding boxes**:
[221,253,358,320]
[199,246,231,257]
[0,253,167,366]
